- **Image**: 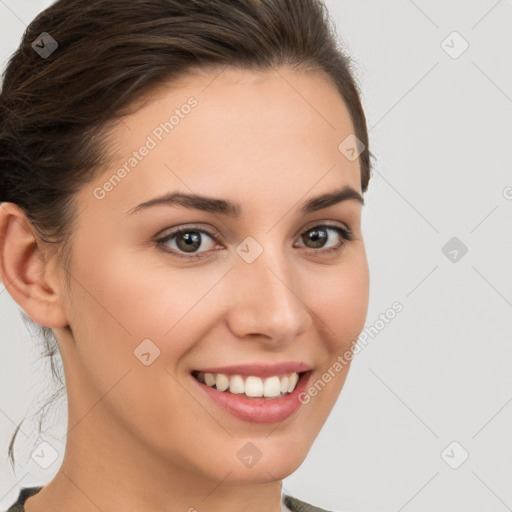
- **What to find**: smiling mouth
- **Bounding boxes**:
[191,370,309,399]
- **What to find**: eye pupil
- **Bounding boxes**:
[303,228,327,248]
[160,224,347,260]
[177,231,201,252]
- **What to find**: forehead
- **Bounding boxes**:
[81,66,362,216]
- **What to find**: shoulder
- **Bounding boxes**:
[5,488,339,512]
[283,494,339,512]
[4,486,43,512]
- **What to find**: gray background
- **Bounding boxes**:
[1,1,511,511]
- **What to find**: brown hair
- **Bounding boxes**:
[0,0,373,470]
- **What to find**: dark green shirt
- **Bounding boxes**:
[5,486,334,512]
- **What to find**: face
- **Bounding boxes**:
[55,66,369,485]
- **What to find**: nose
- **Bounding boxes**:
[224,243,312,345]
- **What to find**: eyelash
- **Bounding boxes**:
[155,222,353,260]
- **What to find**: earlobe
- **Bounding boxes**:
[0,202,68,328]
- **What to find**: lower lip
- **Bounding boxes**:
[191,371,312,424]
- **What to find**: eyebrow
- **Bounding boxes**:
[126,185,364,217]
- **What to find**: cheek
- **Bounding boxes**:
[294,260,369,438]
[63,243,206,411]
[71,240,224,350]
[312,251,370,352]
[65,249,222,462]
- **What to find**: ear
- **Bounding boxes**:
[0,202,68,328]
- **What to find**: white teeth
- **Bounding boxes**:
[215,373,229,391]
[263,376,282,398]
[280,375,289,394]
[287,372,299,393]
[229,375,245,394]
[195,371,301,398]
[245,376,263,397]
[204,372,216,387]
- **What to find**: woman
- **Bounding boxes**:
[0,0,372,510]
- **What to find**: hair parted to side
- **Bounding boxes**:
[0,0,373,470]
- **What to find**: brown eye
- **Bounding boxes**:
[301,227,328,248]
[156,223,352,261]
[297,224,352,250]
[175,230,202,253]
[157,227,218,259]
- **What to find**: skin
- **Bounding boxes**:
[0,66,369,512]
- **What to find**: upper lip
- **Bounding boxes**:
[193,362,313,378]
